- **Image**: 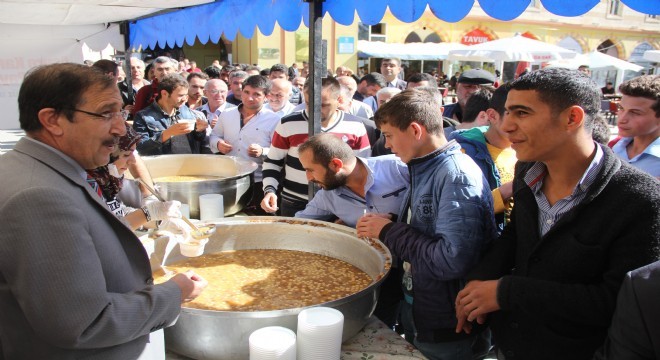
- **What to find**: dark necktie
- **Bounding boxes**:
[86,173,104,199]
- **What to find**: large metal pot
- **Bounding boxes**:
[141,154,257,217]
[149,217,391,360]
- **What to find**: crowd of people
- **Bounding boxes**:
[0,54,658,360]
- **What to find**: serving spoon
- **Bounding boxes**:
[137,178,216,240]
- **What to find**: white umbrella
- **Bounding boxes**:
[643,50,660,62]
[447,34,578,63]
[358,40,467,60]
[547,51,643,72]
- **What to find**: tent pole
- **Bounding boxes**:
[121,21,133,107]
[305,0,324,200]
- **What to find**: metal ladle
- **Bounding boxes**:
[137,178,216,240]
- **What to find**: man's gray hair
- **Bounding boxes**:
[376,87,402,98]
[229,70,248,81]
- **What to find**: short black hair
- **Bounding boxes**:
[407,73,437,88]
[203,66,221,79]
[187,72,209,82]
[490,83,511,116]
[270,64,289,75]
[19,63,115,132]
[92,59,119,77]
[462,88,494,124]
[157,74,188,99]
[244,75,272,94]
[618,75,660,117]
[509,67,600,131]
[360,73,387,89]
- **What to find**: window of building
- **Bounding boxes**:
[358,22,387,42]
[370,23,387,42]
[608,0,623,17]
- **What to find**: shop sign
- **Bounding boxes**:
[337,37,355,54]
[461,29,494,45]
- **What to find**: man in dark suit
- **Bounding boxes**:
[380,58,407,90]
[0,63,207,358]
[594,260,660,360]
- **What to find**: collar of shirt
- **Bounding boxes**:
[200,102,226,117]
[24,136,87,180]
[387,80,397,87]
[524,142,604,195]
[614,136,660,160]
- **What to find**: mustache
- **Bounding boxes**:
[103,137,119,147]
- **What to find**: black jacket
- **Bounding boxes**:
[467,145,660,360]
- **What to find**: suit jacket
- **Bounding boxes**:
[594,260,660,360]
[388,78,407,90]
[0,138,182,359]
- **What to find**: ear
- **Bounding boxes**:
[476,111,490,127]
[327,158,343,173]
[565,105,585,131]
[485,108,499,125]
[38,108,65,136]
[410,121,425,140]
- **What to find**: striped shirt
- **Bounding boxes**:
[524,143,604,236]
[262,110,371,202]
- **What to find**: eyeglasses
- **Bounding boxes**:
[70,108,129,121]
[207,89,226,95]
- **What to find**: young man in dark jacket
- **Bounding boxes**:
[455,67,660,360]
[357,88,496,360]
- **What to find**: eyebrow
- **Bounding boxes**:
[506,104,534,112]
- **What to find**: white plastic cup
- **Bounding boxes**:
[179,119,196,131]
[199,193,224,221]
[249,326,296,360]
[296,307,343,360]
[178,238,208,257]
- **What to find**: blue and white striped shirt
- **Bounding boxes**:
[524,143,604,236]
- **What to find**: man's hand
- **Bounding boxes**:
[194,118,208,132]
[216,139,233,154]
[162,123,193,142]
[499,181,513,202]
[356,213,392,238]
[170,270,208,303]
[455,280,500,333]
[261,192,278,213]
[247,144,263,158]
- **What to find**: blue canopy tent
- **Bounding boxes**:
[129,0,659,49]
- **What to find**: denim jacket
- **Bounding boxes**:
[379,140,497,341]
[133,102,206,155]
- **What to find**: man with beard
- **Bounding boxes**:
[185,72,209,110]
[133,74,208,155]
[261,77,371,216]
[296,133,409,328]
[264,78,296,117]
[0,63,206,358]
[209,75,280,213]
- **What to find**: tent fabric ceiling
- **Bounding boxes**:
[0,0,214,26]
[357,40,467,60]
[129,0,660,50]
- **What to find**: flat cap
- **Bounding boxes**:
[458,69,496,85]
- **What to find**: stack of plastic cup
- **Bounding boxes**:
[296,307,344,360]
[248,326,296,360]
